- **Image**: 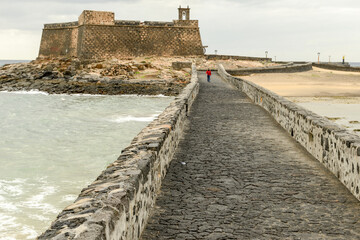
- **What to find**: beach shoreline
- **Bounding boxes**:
[0,57,279,96]
[242,67,360,97]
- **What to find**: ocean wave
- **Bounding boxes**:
[115,94,171,98]
[21,226,38,240]
[110,114,158,123]
[1,90,49,95]
[0,213,19,233]
[21,185,58,214]
[0,181,23,197]
[0,197,18,212]
[0,213,38,239]
[0,90,172,98]
[61,194,77,203]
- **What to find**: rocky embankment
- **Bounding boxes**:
[0,58,192,96]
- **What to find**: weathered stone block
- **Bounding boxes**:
[79,10,114,26]
[172,61,192,70]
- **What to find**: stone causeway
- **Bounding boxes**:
[140,72,360,239]
[38,66,360,239]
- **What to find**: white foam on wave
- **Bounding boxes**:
[21,226,38,240]
[50,93,171,98]
[29,214,50,222]
[0,178,26,184]
[61,194,77,203]
[0,177,60,238]
[110,114,158,123]
[146,94,169,98]
[1,90,49,95]
[1,91,172,98]
[115,94,171,98]
[0,236,16,240]
[0,213,19,235]
[68,93,104,97]
[0,197,18,212]
[21,185,58,214]
[0,179,24,212]
[0,212,38,240]
[0,183,23,196]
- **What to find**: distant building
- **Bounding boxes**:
[38,7,204,60]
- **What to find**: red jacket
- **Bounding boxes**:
[206,70,211,76]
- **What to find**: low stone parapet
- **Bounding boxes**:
[37,64,199,239]
[44,21,79,29]
[313,63,360,72]
[144,21,174,26]
[205,54,271,62]
[114,20,141,26]
[218,64,360,201]
[226,62,312,76]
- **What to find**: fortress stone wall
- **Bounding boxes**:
[39,8,204,60]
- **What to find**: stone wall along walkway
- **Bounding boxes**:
[141,72,360,240]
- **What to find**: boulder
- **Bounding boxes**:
[172,61,192,70]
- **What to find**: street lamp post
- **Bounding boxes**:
[329,56,331,63]
[274,56,276,62]
[265,51,268,59]
[317,52,320,64]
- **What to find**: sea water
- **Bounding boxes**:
[349,62,360,67]
[0,91,173,239]
[288,97,360,135]
[0,60,31,67]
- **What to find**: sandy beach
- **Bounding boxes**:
[241,67,360,134]
[241,67,360,97]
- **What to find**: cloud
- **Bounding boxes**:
[0,29,40,59]
[1,0,360,61]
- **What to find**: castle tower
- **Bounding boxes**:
[178,6,190,20]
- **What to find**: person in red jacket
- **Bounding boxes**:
[206,69,211,82]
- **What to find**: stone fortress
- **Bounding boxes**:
[38,6,204,60]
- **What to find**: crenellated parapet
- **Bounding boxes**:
[44,21,79,29]
[173,20,198,27]
[114,20,141,26]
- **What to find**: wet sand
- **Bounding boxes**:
[241,67,360,97]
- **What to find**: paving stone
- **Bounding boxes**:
[141,72,360,239]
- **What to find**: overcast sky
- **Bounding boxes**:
[1,0,360,62]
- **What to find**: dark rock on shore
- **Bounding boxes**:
[0,58,191,96]
[0,78,186,96]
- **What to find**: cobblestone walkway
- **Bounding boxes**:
[141,72,360,240]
